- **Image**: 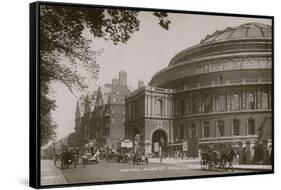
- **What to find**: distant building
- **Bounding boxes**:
[73,95,92,147]
[138,80,144,89]
[74,71,132,150]
[125,23,272,163]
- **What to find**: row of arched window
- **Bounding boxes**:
[174,118,256,140]
[176,91,270,115]
[127,91,270,118]
[218,92,270,111]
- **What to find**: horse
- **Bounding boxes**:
[200,151,212,170]
[222,149,237,171]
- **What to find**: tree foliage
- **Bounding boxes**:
[153,12,171,30]
[40,78,57,146]
[39,4,170,146]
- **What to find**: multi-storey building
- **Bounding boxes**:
[125,23,272,163]
[74,71,132,150]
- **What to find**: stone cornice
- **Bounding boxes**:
[169,38,271,66]
[150,56,272,87]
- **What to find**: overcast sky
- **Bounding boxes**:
[50,10,271,140]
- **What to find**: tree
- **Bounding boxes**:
[153,12,171,30]
[40,4,170,146]
[40,78,57,146]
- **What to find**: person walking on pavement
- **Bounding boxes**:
[82,153,87,167]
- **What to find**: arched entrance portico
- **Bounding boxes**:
[151,129,168,157]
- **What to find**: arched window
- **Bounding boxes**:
[217,120,225,137]
[191,123,196,137]
[217,94,225,112]
[155,99,163,115]
[186,125,190,139]
[248,118,255,135]
[233,119,240,136]
[262,92,269,109]
[204,96,212,113]
[192,96,199,113]
[203,121,210,138]
[247,92,255,110]
[231,93,240,111]
[218,75,224,84]
[180,124,184,139]
[181,99,185,115]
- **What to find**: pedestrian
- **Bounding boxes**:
[82,153,87,167]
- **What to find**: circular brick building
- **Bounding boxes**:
[125,23,272,163]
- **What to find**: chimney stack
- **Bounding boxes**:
[119,70,127,87]
[138,80,144,89]
[112,78,119,88]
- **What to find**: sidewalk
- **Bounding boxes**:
[149,157,200,164]
[40,159,68,186]
[232,164,272,171]
[149,157,272,171]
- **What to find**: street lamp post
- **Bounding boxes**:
[159,146,162,164]
[160,137,164,164]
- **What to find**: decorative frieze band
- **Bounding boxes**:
[151,58,272,86]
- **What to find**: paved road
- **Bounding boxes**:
[61,160,256,184]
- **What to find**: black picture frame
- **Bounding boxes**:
[30,1,274,188]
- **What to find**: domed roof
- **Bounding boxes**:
[200,22,271,44]
[151,22,272,87]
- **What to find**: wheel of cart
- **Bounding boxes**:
[212,150,223,171]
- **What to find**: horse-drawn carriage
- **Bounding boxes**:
[200,149,236,171]
[105,150,117,162]
[132,151,148,165]
[103,139,133,163]
[59,150,78,169]
[104,147,131,163]
[116,147,130,163]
